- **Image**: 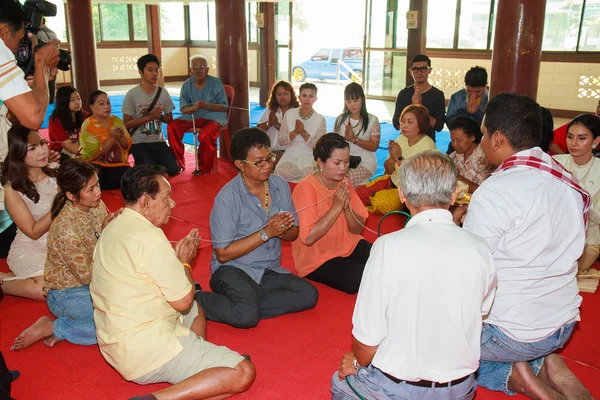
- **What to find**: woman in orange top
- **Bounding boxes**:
[292,133,370,294]
[79,90,132,190]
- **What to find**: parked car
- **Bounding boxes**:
[292,48,363,83]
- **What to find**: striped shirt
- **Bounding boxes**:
[0,38,31,101]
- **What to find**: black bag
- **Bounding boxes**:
[349,155,361,169]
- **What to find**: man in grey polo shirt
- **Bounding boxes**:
[195,128,319,328]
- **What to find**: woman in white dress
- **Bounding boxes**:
[275,83,327,182]
[553,114,600,278]
[334,83,380,187]
[256,80,299,159]
[0,125,58,301]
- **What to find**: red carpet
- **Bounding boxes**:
[1,152,599,399]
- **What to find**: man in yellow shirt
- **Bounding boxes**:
[90,165,255,399]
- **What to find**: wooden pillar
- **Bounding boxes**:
[405,0,427,85]
[66,0,98,110]
[216,0,249,160]
[146,5,164,87]
[490,0,546,99]
[259,2,276,106]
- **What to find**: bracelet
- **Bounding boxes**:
[182,263,192,271]
[353,358,360,370]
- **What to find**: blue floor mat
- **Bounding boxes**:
[42,94,450,179]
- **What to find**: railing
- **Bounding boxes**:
[336,59,363,85]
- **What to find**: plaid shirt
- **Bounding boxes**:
[496,147,591,228]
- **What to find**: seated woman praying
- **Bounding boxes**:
[48,86,87,162]
[553,114,600,279]
[292,133,371,294]
[448,117,490,193]
[0,125,58,301]
[355,104,436,212]
[274,83,326,182]
[79,90,132,190]
[334,82,381,187]
[256,80,299,164]
[11,159,120,351]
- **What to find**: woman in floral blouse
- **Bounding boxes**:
[11,159,120,351]
[448,117,490,193]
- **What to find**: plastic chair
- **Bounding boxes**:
[190,84,235,175]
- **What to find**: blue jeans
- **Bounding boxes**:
[46,286,96,345]
[331,365,476,400]
[477,322,576,395]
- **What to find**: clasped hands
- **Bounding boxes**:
[263,212,295,239]
[388,140,402,161]
[466,94,479,114]
[333,180,351,214]
[292,120,308,141]
[147,106,164,120]
[191,100,207,112]
[176,228,201,265]
[109,126,127,140]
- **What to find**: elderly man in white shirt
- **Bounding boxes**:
[331,150,497,400]
[459,92,592,399]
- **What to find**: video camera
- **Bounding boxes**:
[16,0,71,75]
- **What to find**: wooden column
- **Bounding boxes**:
[405,0,427,85]
[216,0,249,160]
[146,5,164,87]
[490,0,546,99]
[259,2,276,106]
[66,0,98,110]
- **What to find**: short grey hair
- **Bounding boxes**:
[189,55,208,68]
[397,150,457,209]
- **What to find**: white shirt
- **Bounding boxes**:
[0,38,31,103]
[464,164,584,342]
[353,209,496,383]
[553,155,600,245]
[257,107,285,151]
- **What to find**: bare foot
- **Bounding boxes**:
[11,316,54,351]
[44,335,61,347]
[507,361,565,400]
[538,354,592,400]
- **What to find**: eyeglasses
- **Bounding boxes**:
[192,65,208,70]
[242,153,277,167]
[410,66,430,73]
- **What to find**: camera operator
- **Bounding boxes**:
[0,0,59,132]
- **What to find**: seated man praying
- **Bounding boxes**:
[90,165,255,400]
[332,151,496,399]
[195,128,319,329]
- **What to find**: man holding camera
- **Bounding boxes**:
[0,0,59,134]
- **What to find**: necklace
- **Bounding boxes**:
[347,118,363,139]
[241,174,270,213]
[316,171,336,191]
[299,109,314,120]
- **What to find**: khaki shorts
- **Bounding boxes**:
[133,301,245,385]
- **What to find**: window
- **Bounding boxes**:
[542,0,584,51]
[426,0,458,48]
[330,49,341,64]
[132,4,148,41]
[100,4,129,41]
[577,2,600,51]
[311,49,330,61]
[190,2,216,41]
[247,1,258,43]
[457,0,492,49]
[92,4,101,42]
[160,2,185,41]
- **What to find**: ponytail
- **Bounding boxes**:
[51,191,68,220]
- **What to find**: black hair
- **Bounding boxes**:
[0,1,26,35]
[50,86,85,133]
[51,159,98,219]
[313,132,350,162]
[121,165,167,205]
[540,107,554,152]
[448,117,483,144]
[88,90,107,106]
[299,82,318,94]
[266,80,299,113]
[1,125,57,203]
[568,114,600,139]
[411,54,431,67]
[464,66,487,87]
[137,54,160,71]
[334,82,369,135]
[483,92,542,151]
[230,128,271,162]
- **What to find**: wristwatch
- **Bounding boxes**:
[259,228,269,242]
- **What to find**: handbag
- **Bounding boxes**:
[349,155,361,169]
